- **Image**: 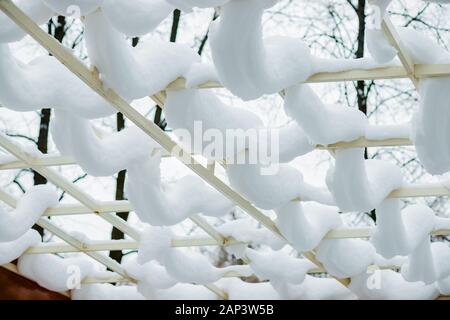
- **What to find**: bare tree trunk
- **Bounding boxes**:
[32,16,66,237]
[352,0,377,221]
[109,113,128,263]
[170,9,181,43]
[198,10,219,55]
[108,11,181,263]
[153,9,181,129]
[108,36,140,263]
[355,0,367,156]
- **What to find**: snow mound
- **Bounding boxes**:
[275,202,341,252]
[72,284,145,300]
[326,148,403,212]
[84,10,200,100]
[0,185,58,242]
[52,110,158,176]
[316,238,376,278]
[217,278,281,300]
[0,230,41,265]
[401,240,450,285]
[284,84,368,145]
[217,218,284,250]
[166,0,229,11]
[165,89,263,160]
[126,156,234,226]
[18,254,94,292]
[350,269,439,300]
[246,248,315,284]
[366,22,450,175]
[209,0,314,100]
[275,275,356,300]
[412,77,450,174]
[0,0,52,43]
[371,200,435,258]
[138,227,252,284]
[102,0,173,37]
[43,0,102,16]
[227,153,335,210]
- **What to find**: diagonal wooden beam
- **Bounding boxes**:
[0,193,132,282]
[165,63,450,90]
[381,17,420,89]
[22,225,450,256]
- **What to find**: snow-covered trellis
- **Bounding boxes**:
[0,0,450,300]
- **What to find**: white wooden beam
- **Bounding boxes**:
[0,150,178,170]
[0,137,415,171]
[2,179,450,222]
[166,64,450,90]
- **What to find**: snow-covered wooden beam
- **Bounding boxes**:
[23,226,450,255]
[24,237,240,254]
[2,178,450,223]
[0,137,414,171]
[166,64,450,90]
[319,137,413,149]
[25,240,139,254]
[9,177,450,216]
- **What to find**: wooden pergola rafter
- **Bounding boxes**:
[0,0,449,300]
